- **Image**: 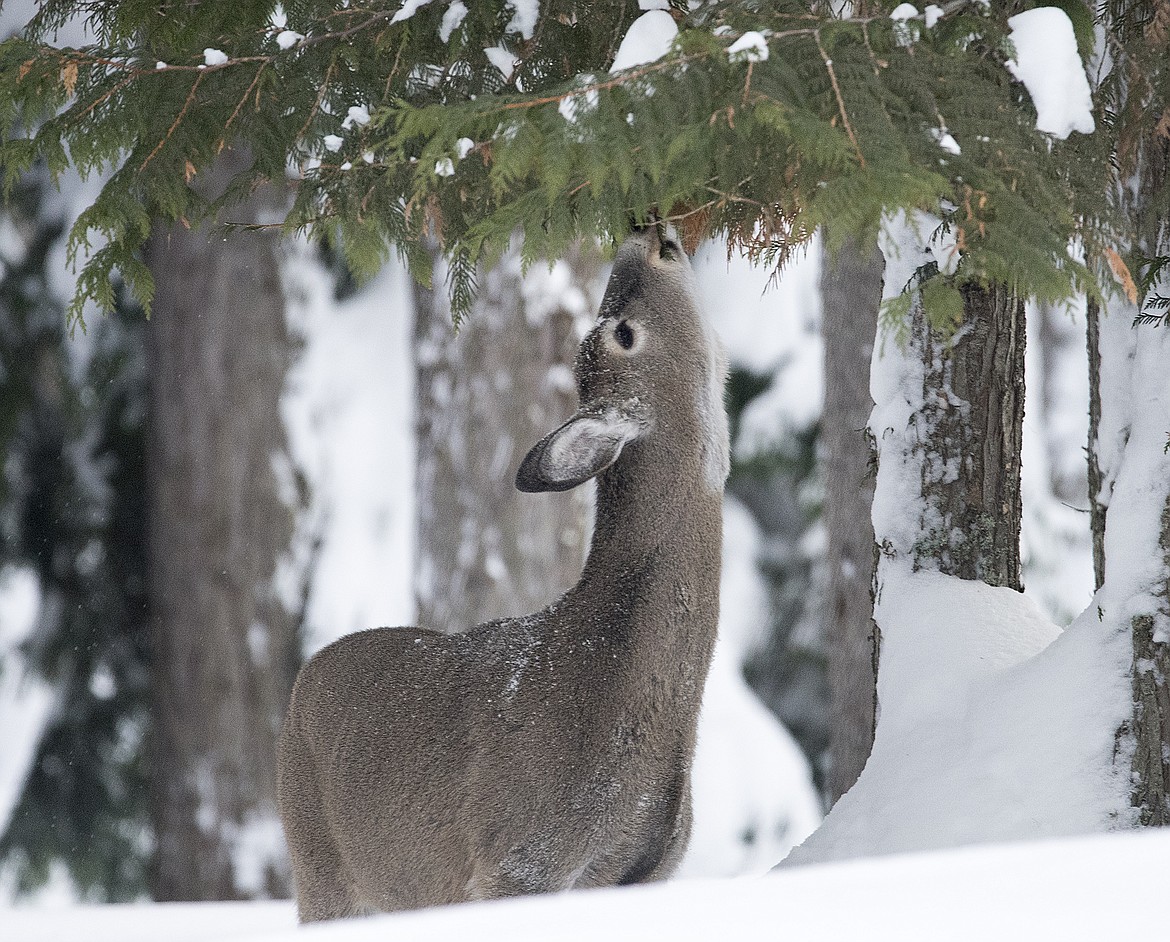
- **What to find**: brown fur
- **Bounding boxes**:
[276,226,730,921]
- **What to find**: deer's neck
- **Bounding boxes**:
[564,450,724,730]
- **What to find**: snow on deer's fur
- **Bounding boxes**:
[277,224,730,922]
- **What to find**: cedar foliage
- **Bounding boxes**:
[0,0,1138,324]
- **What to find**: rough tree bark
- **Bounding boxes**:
[412,243,599,632]
[911,284,1026,589]
[1085,297,1106,591]
[144,151,299,900]
[820,237,882,804]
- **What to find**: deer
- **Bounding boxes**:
[276,223,730,922]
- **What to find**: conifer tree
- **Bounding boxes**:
[0,168,150,899]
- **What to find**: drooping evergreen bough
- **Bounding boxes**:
[2,0,1159,326]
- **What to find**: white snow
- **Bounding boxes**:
[322,135,343,152]
[691,238,823,458]
[390,0,436,25]
[269,5,287,30]
[790,213,1128,867]
[929,126,961,155]
[483,45,519,80]
[924,4,942,27]
[1020,300,1095,624]
[274,30,302,50]
[638,0,670,9]
[434,157,455,177]
[0,566,53,837]
[727,32,769,64]
[7,832,1170,941]
[279,245,417,653]
[202,48,228,66]
[455,137,475,159]
[505,1,539,40]
[1006,8,1095,139]
[889,3,920,46]
[610,11,677,72]
[439,2,467,43]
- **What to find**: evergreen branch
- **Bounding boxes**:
[297,62,336,145]
[223,60,268,134]
[139,71,204,173]
[815,29,866,170]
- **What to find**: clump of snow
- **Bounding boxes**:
[484,45,519,80]
[929,126,961,156]
[456,137,475,159]
[558,80,600,124]
[270,4,287,30]
[342,106,370,129]
[889,3,920,46]
[322,134,343,152]
[638,0,670,9]
[275,30,302,50]
[727,32,769,64]
[506,1,539,40]
[610,10,677,72]
[439,1,468,42]
[924,4,943,27]
[203,48,228,66]
[1005,8,1095,139]
[434,158,455,177]
[391,0,436,25]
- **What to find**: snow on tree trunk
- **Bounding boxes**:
[820,237,882,804]
[143,152,299,900]
[782,215,1126,866]
[911,282,1025,589]
[1095,287,1170,826]
[412,241,600,632]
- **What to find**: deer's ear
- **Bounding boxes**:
[516,408,646,493]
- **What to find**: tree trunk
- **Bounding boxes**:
[412,242,598,632]
[1085,297,1106,591]
[820,237,882,805]
[912,284,1026,589]
[144,152,299,900]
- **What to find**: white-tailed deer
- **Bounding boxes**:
[277,224,730,921]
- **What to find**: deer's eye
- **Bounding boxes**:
[614,320,635,350]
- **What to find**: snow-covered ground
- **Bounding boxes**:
[7,830,1168,941]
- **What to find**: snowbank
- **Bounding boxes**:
[786,569,1127,863]
[8,832,1169,941]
